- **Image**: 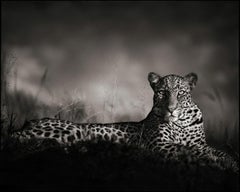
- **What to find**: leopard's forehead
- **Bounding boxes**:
[161,75,188,90]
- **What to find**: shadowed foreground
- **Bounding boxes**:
[0,141,239,191]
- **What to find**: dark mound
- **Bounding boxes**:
[0,141,239,191]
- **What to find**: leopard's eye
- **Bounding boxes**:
[178,90,185,95]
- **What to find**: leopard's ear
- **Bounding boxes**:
[184,73,198,90]
[148,72,161,87]
[148,72,161,84]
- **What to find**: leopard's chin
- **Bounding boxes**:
[170,116,178,122]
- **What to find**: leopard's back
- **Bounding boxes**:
[11,118,142,145]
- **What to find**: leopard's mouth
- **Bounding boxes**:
[164,112,178,122]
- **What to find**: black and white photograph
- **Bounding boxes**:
[1,1,239,191]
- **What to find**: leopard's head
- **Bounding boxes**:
[148,72,199,124]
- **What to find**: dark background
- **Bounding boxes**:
[1,1,239,150]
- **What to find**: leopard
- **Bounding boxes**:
[9,72,239,172]
[141,72,239,172]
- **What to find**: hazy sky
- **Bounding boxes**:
[2,1,239,127]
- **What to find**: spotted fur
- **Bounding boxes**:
[13,119,141,146]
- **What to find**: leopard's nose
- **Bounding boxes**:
[168,106,176,113]
[168,94,177,113]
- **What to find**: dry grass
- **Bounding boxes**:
[202,85,239,154]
